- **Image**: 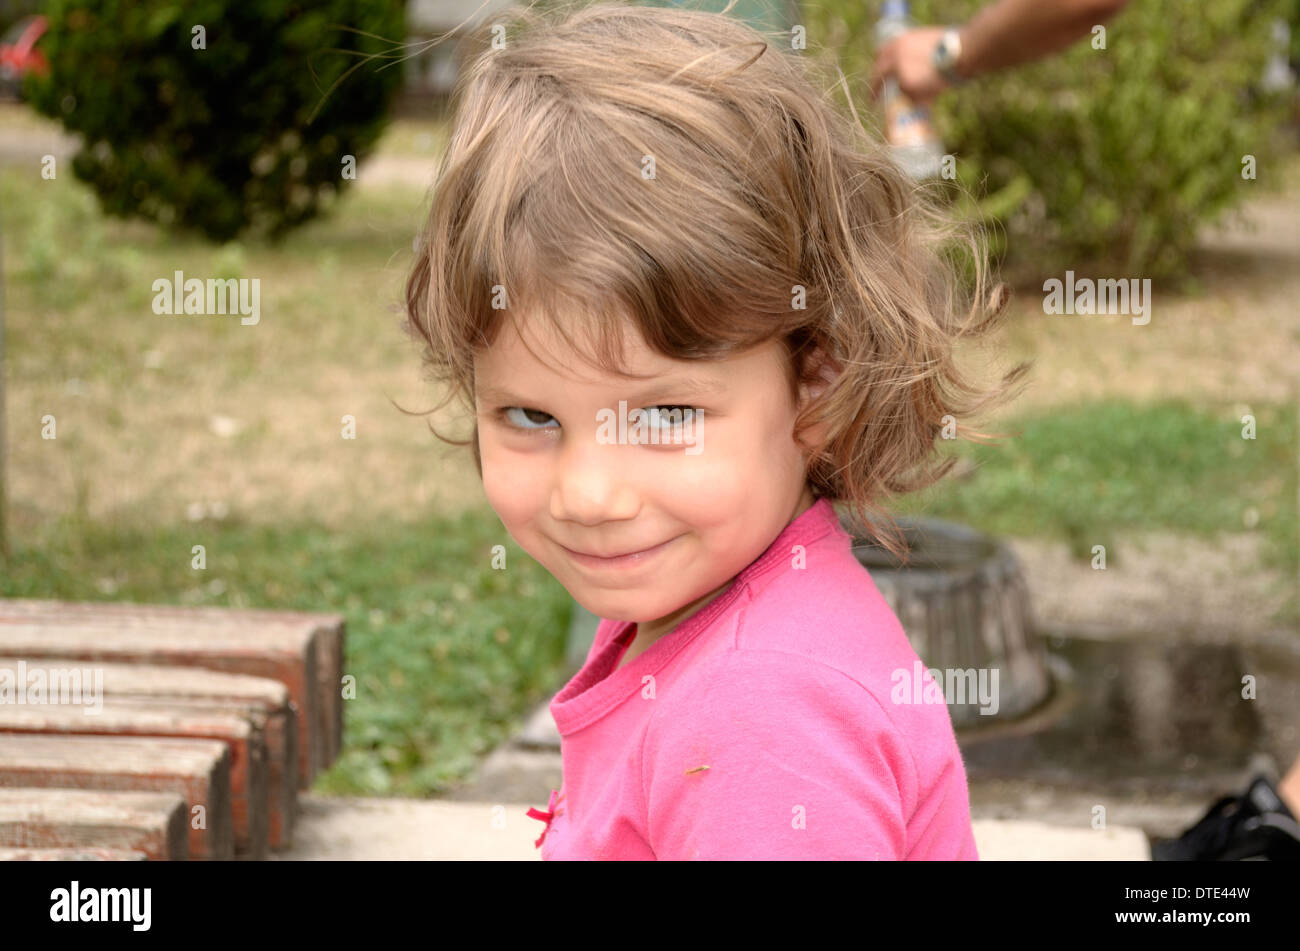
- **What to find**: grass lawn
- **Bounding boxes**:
[1,105,1296,794]
[0,106,583,796]
[0,506,574,796]
[895,399,1297,612]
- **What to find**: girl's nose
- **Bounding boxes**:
[549,437,639,526]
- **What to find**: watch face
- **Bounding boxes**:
[934,32,962,78]
[935,37,955,68]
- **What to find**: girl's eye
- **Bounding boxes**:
[500,405,700,432]
[503,407,558,430]
[642,406,697,428]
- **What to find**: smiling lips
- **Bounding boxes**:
[568,542,661,559]
[558,535,679,568]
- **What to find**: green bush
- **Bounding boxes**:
[0,0,41,34]
[1290,0,1300,68]
[26,0,405,242]
[803,0,1294,282]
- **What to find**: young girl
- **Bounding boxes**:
[404,1,1026,860]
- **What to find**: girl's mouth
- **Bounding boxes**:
[556,535,681,570]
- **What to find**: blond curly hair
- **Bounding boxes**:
[404,1,1028,560]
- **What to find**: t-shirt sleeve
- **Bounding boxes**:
[640,649,915,860]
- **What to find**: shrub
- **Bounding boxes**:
[0,0,42,34]
[802,0,1295,282]
[26,0,405,242]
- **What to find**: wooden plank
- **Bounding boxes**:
[0,658,296,850]
[0,655,290,705]
[0,621,317,786]
[0,847,148,860]
[0,603,336,788]
[315,620,343,766]
[0,735,232,860]
[115,696,295,851]
[0,599,343,766]
[0,702,268,859]
[0,788,187,860]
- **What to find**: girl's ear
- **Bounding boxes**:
[798,345,842,407]
[795,345,842,453]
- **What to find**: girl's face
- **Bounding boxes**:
[473,311,823,638]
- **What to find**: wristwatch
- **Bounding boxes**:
[933,27,965,85]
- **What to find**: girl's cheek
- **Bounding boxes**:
[479,438,544,521]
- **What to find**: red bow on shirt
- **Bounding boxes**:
[526,788,565,848]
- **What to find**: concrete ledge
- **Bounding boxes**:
[973,819,1150,860]
[268,795,543,861]
[269,794,1151,860]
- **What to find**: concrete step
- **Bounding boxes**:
[266,794,544,860]
[973,818,1148,860]
[265,792,1149,859]
[439,747,561,804]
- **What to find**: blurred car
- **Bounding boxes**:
[0,14,48,100]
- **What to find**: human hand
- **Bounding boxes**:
[869,26,950,106]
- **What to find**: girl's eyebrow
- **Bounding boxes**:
[475,376,725,405]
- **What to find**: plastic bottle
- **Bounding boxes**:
[875,0,945,180]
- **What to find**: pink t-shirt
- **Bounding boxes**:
[533,497,980,860]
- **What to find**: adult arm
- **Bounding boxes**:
[869,0,1135,104]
